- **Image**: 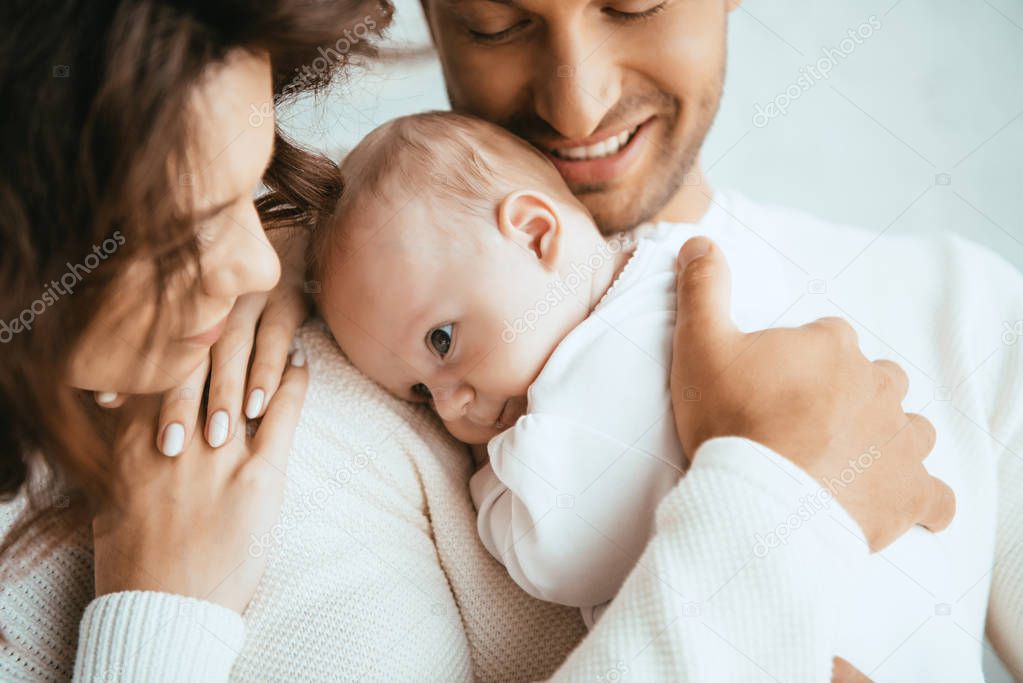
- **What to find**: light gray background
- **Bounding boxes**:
[281,1,1022,680]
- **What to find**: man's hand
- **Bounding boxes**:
[832,657,873,682]
[670,236,955,551]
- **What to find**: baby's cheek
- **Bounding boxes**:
[489,332,548,396]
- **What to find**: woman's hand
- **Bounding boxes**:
[154,228,310,456]
[670,236,955,551]
[92,350,309,613]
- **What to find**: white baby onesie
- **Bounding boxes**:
[468,196,781,625]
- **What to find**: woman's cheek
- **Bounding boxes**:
[68,297,202,393]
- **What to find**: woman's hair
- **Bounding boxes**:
[0,0,392,570]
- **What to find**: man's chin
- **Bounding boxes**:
[577,182,664,235]
[580,149,702,235]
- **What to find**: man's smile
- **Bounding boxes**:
[539,115,659,187]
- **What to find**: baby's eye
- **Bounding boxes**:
[411,383,432,400]
[428,323,453,357]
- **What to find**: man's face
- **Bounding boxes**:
[422,0,738,234]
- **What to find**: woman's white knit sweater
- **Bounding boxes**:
[1,192,1022,682]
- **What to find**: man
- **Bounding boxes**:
[420,1,1023,680]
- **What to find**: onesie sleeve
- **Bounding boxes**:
[469,412,682,609]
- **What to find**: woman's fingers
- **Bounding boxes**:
[250,349,309,473]
[156,353,210,456]
[244,286,308,421]
[205,293,265,447]
[243,225,311,421]
[202,225,309,446]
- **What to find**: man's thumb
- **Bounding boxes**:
[675,236,736,341]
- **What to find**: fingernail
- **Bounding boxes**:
[161,423,185,457]
[208,410,230,448]
[290,348,306,367]
[245,389,265,419]
[680,238,711,269]
[95,391,118,405]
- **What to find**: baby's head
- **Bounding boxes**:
[314,111,625,445]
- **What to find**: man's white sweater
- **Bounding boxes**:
[2,192,1021,682]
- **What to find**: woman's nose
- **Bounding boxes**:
[200,202,281,298]
[432,383,473,422]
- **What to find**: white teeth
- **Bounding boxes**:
[552,126,638,161]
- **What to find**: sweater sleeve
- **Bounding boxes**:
[549,436,869,683]
[972,246,1023,680]
[74,591,244,682]
[989,449,1023,681]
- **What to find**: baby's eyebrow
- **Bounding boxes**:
[403,304,433,348]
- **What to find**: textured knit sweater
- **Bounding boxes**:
[2,192,1022,682]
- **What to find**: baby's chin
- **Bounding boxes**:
[445,421,504,446]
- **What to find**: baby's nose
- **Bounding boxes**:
[431,384,472,421]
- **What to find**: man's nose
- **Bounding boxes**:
[533,20,623,141]
[432,383,473,422]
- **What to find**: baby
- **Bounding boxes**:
[314,111,732,625]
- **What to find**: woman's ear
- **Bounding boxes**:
[496,190,561,270]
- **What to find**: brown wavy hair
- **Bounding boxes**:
[0,0,392,571]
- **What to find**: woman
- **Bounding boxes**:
[0,0,378,677]
[0,1,956,680]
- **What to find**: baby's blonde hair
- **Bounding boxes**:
[311,111,575,281]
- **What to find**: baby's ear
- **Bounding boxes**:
[496,190,561,269]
